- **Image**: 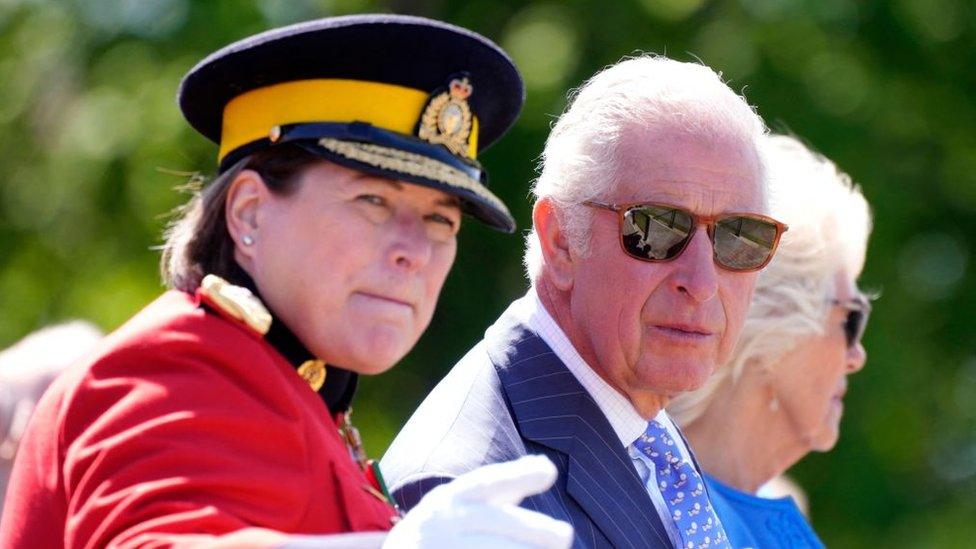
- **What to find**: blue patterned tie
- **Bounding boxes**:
[632,420,730,549]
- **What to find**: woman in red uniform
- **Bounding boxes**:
[0,15,571,549]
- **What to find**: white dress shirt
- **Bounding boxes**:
[509,288,692,548]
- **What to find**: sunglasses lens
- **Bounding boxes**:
[844,309,866,348]
[621,205,694,261]
[713,216,780,271]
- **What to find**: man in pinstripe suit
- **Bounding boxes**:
[383,55,775,549]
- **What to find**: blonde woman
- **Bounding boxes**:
[668,134,872,548]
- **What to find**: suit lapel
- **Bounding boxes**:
[486,313,672,549]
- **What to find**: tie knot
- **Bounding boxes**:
[637,419,674,446]
[643,419,671,439]
[633,420,684,469]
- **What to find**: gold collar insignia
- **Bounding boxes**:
[297,359,327,391]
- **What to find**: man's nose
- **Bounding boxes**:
[846,340,867,373]
[670,228,718,303]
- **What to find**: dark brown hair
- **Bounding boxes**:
[160,144,325,291]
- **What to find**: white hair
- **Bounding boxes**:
[667,134,872,427]
[0,321,103,461]
[523,54,768,282]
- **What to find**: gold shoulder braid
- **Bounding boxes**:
[200,274,273,335]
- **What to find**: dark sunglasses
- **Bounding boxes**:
[832,298,871,349]
[583,201,789,272]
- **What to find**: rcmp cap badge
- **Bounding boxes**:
[417,75,474,158]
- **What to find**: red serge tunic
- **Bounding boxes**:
[0,289,397,548]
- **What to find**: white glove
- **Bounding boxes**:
[383,454,573,549]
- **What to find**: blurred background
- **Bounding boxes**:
[0,0,973,546]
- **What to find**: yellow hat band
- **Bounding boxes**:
[219,78,479,162]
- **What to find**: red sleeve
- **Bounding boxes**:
[53,334,335,549]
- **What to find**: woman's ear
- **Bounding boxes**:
[225,169,268,270]
[741,356,780,412]
[533,197,575,291]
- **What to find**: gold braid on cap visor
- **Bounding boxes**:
[317,137,509,216]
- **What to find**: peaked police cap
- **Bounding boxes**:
[178,14,524,232]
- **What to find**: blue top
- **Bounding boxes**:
[704,473,825,549]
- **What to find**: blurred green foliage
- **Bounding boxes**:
[1,0,974,546]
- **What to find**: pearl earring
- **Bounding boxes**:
[242,235,254,246]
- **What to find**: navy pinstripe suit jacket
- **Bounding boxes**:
[381,310,674,548]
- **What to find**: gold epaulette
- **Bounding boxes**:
[199,274,273,336]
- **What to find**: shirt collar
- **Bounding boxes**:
[511,287,650,448]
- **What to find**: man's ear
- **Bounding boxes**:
[533,197,575,291]
[225,169,268,270]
